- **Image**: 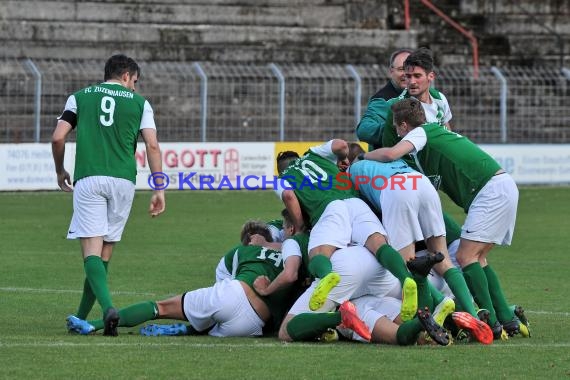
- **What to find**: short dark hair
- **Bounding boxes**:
[281,208,293,229]
[276,151,300,174]
[403,47,434,73]
[348,142,365,163]
[281,207,310,233]
[104,54,140,81]
[240,220,273,245]
[389,48,414,67]
[392,98,427,128]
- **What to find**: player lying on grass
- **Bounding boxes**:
[272,240,489,345]
[235,206,477,345]
[332,295,494,346]
[66,220,300,337]
[134,208,498,344]
[266,230,489,346]
[265,187,492,345]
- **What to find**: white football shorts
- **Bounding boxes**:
[287,245,401,315]
[67,176,135,242]
[182,278,264,337]
[461,173,518,245]
[338,295,401,343]
[309,198,386,251]
[380,173,445,251]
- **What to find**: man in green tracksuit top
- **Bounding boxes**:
[356,47,452,151]
[360,98,530,340]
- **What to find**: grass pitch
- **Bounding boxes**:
[1,188,569,379]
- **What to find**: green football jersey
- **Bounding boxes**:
[414,123,501,212]
[222,244,290,321]
[279,150,357,226]
[267,219,283,230]
[72,83,148,184]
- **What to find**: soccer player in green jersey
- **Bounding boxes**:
[52,54,166,336]
[361,98,529,339]
[253,209,312,299]
[276,140,428,322]
[356,47,452,150]
[66,220,297,337]
[347,143,482,337]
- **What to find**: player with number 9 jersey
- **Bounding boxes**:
[68,79,156,184]
[52,55,165,336]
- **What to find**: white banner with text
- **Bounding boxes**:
[1,143,569,190]
[0,142,276,191]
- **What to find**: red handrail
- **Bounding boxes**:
[404,0,410,30]
[403,0,479,79]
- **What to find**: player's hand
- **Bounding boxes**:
[57,170,73,192]
[149,191,165,217]
[337,158,350,172]
[249,234,268,246]
[253,275,270,296]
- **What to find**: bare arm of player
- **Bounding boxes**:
[364,140,415,162]
[331,139,350,171]
[253,256,301,296]
[141,128,166,217]
[51,120,73,192]
[331,139,349,160]
[249,234,283,251]
[281,190,305,232]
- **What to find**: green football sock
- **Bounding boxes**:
[89,301,159,331]
[286,312,341,341]
[83,255,113,316]
[414,275,433,312]
[90,319,104,331]
[428,282,444,306]
[483,265,515,323]
[308,255,333,278]
[375,244,411,284]
[462,262,498,325]
[444,267,478,317]
[76,261,109,319]
[396,318,423,345]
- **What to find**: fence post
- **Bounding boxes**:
[269,63,286,141]
[490,67,508,143]
[345,65,362,126]
[24,59,42,143]
[192,62,208,142]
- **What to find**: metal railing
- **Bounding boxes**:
[1,59,569,144]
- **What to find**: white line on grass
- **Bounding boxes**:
[0,287,156,296]
[527,310,570,317]
[2,341,570,349]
